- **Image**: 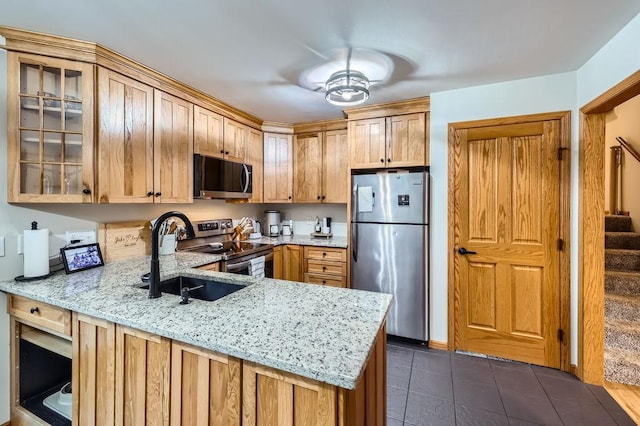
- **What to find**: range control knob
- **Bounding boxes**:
[220,222,227,229]
[226,221,233,229]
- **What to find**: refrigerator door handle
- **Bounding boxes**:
[352,223,358,262]
[352,182,358,219]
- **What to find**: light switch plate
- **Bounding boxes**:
[0,236,5,257]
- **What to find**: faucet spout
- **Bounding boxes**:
[149,211,195,299]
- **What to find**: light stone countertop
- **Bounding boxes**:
[252,234,348,248]
[0,251,389,389]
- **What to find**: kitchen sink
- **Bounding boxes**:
[141,275,245,302]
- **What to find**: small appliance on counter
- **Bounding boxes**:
[311,216,333,238]
[264,210,281,237]
[281,220,293,236]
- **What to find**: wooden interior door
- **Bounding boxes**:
[293,133,323,202]
[452,119,562,367]
[154,90,193,203]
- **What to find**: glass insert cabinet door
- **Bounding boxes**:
[8,52,94,202]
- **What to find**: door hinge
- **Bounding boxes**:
[557,147,568,160]
[557,238,564,251]
[557,328,564,342]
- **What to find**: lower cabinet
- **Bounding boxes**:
[171,341,242,425]
[272,244,303,281]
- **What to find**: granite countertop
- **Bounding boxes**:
[254,234,348,248]
[0,252,389,389]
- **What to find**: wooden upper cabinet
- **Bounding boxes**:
[348,117,386,169]
[248,128,264,203]
[293,133,323,202]
[387,113,426,167]
[193,105,224,158]
[349,112,428,169]
[263,132,293,203]
[323,129,348,203]
[7,52,95,203]
[224,118,248,163]
[153,90,193,203]
[97,68,154,203]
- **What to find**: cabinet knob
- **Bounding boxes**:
[388,158,391,163]
[317,196,321,200]
[220,150,224,154]
[82,188,91,195]
[322,195,326,200]
[147,191,154,197]
[322,266,327,271]
[380,159,384,163]
[322,280,326,284]
[30,307,39,314]
[225,151,229,155]
[288,196,292,200]
[322,252,327,257]
[155,192,162,197]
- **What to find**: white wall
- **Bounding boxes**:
[429,72,580,362]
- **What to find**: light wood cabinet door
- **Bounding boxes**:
[293,133,323,203]
[153,90,193,203]
[171,341,241,426]
[248,128,264,203]
[273,246,283,279]
[263,133,293,203]
[387,113,426,167]
[242,361,337,426]
[348,118,386,169]
[115,325,171,426]
[322,130,348,203]
[283,245,303,282]
[72,313,115,426]
[97,68,154,203]
[194,105,224,158]
[8,52,95,203]
[224,118,248,163]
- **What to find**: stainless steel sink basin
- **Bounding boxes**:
[141,275,245,302]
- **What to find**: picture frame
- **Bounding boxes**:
[60,243,104,274]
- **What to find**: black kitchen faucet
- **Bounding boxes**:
[148,211,195,299]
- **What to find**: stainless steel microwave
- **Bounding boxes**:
[193,154,252,199]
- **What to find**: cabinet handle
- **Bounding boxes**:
[155,192,162,197]
[82,188,91,195]
[147,191,154,197]
[380,159,384,163]
[30,307,39,314]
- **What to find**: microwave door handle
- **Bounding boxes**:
[241,164,250,193]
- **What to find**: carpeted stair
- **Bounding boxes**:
[604,215,640,386]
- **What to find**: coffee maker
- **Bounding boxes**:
[263,210,281,236]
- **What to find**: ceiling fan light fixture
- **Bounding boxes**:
[325,70,370,106]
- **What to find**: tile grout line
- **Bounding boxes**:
[403,348,414,424]
[531,369,567,425]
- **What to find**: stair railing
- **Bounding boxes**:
[610,137,640,215]
[616,136,640,163]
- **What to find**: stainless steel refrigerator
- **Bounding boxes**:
[351,169,429,341]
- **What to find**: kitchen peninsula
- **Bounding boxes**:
[0,252,390,425]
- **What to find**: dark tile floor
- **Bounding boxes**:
[387,341,636,426]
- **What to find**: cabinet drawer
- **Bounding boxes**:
[303,246,346,262]
[8,295,71,336]
[305,260,346,276]
[197,262,220,271]
[304,273,346,288]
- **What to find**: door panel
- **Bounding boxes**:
[454,119,560,368]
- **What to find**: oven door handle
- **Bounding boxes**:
[225,251,273,272]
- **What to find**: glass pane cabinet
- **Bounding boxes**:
[8,53,94,202]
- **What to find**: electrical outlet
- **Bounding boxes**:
[306,216,313,225]
[66,230,96,245]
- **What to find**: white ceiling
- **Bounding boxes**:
[3,0,640,123]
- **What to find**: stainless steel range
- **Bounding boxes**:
[177,219,274,277]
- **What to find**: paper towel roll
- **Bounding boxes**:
[24,228,50,278]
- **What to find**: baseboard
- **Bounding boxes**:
[570,364,577,376]
[1,421,10,426]
[428,340,448,350]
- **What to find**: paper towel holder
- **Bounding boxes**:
[15,221,55,282]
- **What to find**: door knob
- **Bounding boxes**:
[458,247,477,255]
